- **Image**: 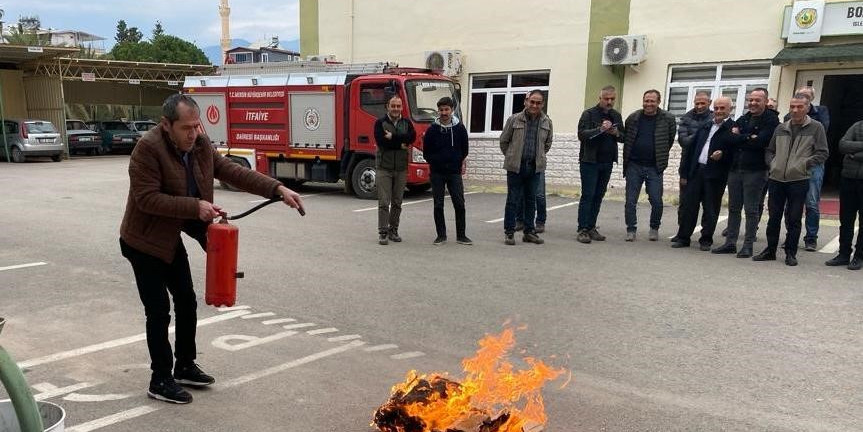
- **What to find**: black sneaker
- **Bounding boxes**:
[804,240,817,252]
[148,377,192,404]
[174,363,215,387]
[825,254,850,266]
[388,229,402,243]
[433,236,447,245]
[456,236,473,245]
[378,233,389,245]
[504,233,516,245]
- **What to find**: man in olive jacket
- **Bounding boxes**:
[374,95,417,245]
[622,89,677,241]
[825,119,863,270]
[500,89,553,245]
[753,93,828,266]
[120,94,303,404]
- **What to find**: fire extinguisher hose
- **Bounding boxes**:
[225,195,306,220]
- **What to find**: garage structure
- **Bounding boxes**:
[0,44,214,158]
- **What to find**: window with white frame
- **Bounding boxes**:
[469,71,550,134]
[232,52,253,63]
[666,62,771,120]
[261,53,269,63]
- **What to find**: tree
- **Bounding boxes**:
[152,20,164,39]
[115,20,142,44]
[150,35,209,64]
[5,17,49,46]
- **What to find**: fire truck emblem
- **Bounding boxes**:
[303,108,320,131]
[206,105,220,125]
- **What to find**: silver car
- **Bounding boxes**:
[1,119,63,162]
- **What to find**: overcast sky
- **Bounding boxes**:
[0,0,300,48]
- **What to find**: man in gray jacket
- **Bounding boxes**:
[500,89,553,245]
[825,120,863,270]
[753,93,829,266]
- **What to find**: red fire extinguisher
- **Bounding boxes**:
[205,196,304,307]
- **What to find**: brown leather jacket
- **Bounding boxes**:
[120,128,281,263]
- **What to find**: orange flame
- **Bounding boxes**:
[386,327,565,431]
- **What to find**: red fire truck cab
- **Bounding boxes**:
[183,63,461,199]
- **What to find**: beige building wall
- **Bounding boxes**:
[0,70,28,119]
[317,0,592,133]
[623,0,787,115]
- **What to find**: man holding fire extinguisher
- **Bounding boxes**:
[119,94,304,404]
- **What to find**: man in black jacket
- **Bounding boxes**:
[374,96,416,245]
[576,85,623,243]
[671,97,734,250]
[423,97,471,245]
[825,119,863,270]
[673,91,713,242]
[713,88,779,257]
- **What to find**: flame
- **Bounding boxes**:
[380,327,565,432]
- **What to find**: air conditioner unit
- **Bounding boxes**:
[601,35,647,65]
[424,50,463,76]
[307,54,336,62]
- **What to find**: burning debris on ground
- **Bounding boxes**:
[372,328,567,432]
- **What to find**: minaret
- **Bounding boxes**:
[219,0,231,61]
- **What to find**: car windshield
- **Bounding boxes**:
[132,122,156,132]
[103,121,131,131]
[67,121,88,130]
[404,79,461,123]
[25,122,57,133]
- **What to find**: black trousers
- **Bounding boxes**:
[765,179,808,255]
[676,166,726,244]
[120,238,197,379]
[430,172,466,238]
[839,177,863,258]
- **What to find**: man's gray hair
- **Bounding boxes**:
[694,90,711,98]
[792,92,812,105]
[162,94,200,122]
[600,85,616,94]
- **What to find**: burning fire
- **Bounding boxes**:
[373,327,568,432]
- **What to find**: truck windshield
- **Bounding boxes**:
[405,80,461,123]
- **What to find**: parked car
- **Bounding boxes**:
[127,120,158,138]
[86,120,139,154]
[66,119,103,155]
[0,119,63,163]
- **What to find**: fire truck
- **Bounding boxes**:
[183,61,461,199]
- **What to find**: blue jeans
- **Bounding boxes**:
[578,162,613,231]
[804,163,825,242]
[625,162,664,232]
[516,171,546,225]
[505,162,540,234]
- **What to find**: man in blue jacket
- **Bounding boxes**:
[423,97,471,245]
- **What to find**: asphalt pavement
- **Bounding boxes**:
[1,155,861,432]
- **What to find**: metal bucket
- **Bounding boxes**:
[0,400,65,432]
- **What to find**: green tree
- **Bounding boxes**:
[110,41,155,62]
[115,20,143,44]
[152,20,164,39]
[150,35,209,64]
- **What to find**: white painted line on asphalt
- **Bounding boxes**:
[261,318,297,325]
[307,327,339,335]
[218,340,366,388]
[283,322,317,330]
[249,191,337,203]
[353,191,480,212]
[212,331,298,351]
[327,334,362,342]
[64,392,134,402]
[241,312,276,319]
[217,305,251,311]
[390,351,426,360]
[0,262,47,272]
[18,310,250,369]
[667,215,729,240]
[66,341,366,431]
[363,344,399,352]
[33,382,98,401]
[66,406,160,432]
[819,228,857,254]
[485,201,578,223]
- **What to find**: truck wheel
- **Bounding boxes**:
[11,147,25,163]
[220,156,251,191]
[351,158,377,200]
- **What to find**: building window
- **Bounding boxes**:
[666,62,770,120]
[232,52,252,63]
[261,53,269,63]
[469,71,550,134]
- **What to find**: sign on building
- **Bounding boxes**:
[788,0,826,43]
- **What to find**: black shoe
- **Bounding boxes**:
[849,257,862,271]
[535,223,545,234]
[670,240,690,248]
[785,254,798,266]
[711,243,737,254]
[378,233,389,245]
[804,240,817,252]
[515,221,524,232]
[699,242,713,252]
[456,236,473,245]
[148,377,192,404]
[504,233,515,245]
[670,235,680,243]
[174,363,215,387]
[736,245,753,258]
[522,232,544,244]
[433,236,447,245]
[388,229,402,243]
[752,249,776,261]
[825,254,850,266]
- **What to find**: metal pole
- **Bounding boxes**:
[0,318,44,432]
[0,71,9,163]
